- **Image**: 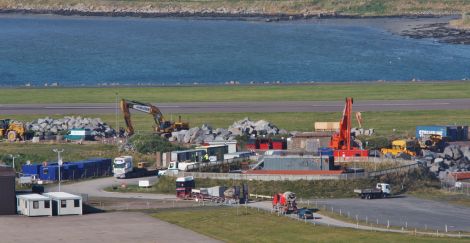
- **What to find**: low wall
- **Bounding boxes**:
[177,171,369,181]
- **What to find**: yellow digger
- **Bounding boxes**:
[0,119,26,142]
[381,139,420,157]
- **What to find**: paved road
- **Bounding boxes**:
[319,196,470,232]
[46,176,176,200]
[1,99,470,114]
[0,211,220,243]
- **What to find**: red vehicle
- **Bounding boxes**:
[329,97,368,157]
[272,191,297,214]
[176,176,195,199]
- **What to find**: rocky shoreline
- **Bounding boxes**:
[0,8,457,21]
[401,22,470,45]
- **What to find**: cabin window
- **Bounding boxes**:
[74,199,80,208]
[61,200,67,208]
[33,201,39,209]
[45,201,50,208]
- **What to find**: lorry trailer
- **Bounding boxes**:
[354,183,391,199]
[113,156,157,179]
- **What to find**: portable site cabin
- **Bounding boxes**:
[64,129,93,141]
[43,192,82,216]
[16,194,52,217]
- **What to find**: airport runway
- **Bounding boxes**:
[1,99,469,115]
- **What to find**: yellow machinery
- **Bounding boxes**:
[0,119,26,142]
[418,134,446,153]
[120,99,189,137]
[381,139,419,157]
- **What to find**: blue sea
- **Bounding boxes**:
[0,14,470,86]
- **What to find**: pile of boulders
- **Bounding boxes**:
[168,118,284,144]
[421,145,470,180]
[351,128,375,136]
[26,116,115,138]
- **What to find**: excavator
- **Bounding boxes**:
[329,97,368,157]
[120,99,189,137]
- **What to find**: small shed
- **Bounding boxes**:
[16,194,52,217]
[43,192,82,216]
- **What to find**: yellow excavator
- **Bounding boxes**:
[381,139,420,157]
[120,99,189,137]
[0,119,26,142]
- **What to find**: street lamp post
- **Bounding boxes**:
[53,149,64,192]
[115,92,119,136]
[9,154,18,171]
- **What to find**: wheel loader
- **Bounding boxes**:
[0,119,26,142]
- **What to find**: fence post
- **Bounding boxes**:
[387,220,390,229]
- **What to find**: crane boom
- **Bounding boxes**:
[329,97,368,157]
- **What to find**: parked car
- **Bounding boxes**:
[297,208,314,219]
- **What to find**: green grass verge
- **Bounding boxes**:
[152,207,465,243]
[0,143,158,168]
[5,109,470,136]
[3,83,470,104]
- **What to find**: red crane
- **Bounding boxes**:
[329,97,368,157]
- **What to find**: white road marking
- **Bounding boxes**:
[312,102,450,107]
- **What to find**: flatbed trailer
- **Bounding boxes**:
[354,183,391,199]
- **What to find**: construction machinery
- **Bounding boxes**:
[381,139,420,157]
[329,98,368,157]
[120,99,189,137]
[0,119,26,142]
[419,134,447,153]
[272,191,297,214]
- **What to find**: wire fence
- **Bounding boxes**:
[294,198,470,238]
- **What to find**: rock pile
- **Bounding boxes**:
[168,118,283,144]
[26,116,115,138]
[421,145,470,180]
[351,128,375,136]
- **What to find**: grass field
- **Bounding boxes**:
[2,0,470,16]
[2,83,470,104]
[5,109,470,136]
[152,207,466,243]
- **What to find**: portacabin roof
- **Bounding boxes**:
[43,192,82,200]
[17,193,50,200]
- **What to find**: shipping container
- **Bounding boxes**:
[416,125,468,141]
[0,167,16,215]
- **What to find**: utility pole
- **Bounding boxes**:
[53,149,64,192]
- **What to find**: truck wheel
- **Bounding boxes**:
[7,131,17,142]
[366,194,371,200]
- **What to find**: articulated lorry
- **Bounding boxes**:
[354,183,391,199]
[113,156,158,179]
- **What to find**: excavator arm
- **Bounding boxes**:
[120,99,167,136]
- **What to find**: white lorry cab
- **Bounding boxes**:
[113,156,133,178]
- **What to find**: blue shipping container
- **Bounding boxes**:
[416,125,468,142]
